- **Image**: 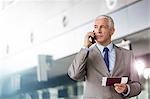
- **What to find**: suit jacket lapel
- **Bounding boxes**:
[91,46,110,76]
[111,45,123,76]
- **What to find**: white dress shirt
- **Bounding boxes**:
[96,42,115,73]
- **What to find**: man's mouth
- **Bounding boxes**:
[96,35,103,38]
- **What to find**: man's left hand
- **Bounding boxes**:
[114,83,128,94]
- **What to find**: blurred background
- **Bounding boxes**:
[0,0,149,99]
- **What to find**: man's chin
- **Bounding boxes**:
[96,40,104,44]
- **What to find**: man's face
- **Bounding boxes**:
[94,18,114,45]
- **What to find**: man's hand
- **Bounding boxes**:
[114,83,128,94]
[84,32,95,48]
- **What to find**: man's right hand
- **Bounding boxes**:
[84,32,96,48]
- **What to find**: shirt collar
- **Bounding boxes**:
[96,42,113,53]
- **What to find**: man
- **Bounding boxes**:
[68,15,141,99]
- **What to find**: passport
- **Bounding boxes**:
[102,77,128,86]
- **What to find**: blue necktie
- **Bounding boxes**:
[103,47,110,72]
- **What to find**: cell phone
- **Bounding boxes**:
[89,31,96,44]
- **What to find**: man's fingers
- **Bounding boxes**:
[114,83,125,87]
[114,83,120,86]
[84,32,95,48]
[87,32,95,38]
[114,83,127,94]
[115,86,124,93]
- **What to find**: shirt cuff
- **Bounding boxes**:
[122,84,130,97]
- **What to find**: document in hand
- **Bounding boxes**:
[102,77,128,86]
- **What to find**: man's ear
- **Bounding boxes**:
[110,27,115,35]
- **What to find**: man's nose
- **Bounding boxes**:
[97,27,102,33]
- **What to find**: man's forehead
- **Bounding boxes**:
[95,18,109,24]
[95,16,108,20]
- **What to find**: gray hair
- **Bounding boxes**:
[95,15,114,28]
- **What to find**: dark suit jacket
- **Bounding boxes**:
[68,45,141,99]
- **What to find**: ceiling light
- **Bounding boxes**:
[105,0,118,9]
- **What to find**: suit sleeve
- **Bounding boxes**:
[127,51,142,98]
[68,48,89,81]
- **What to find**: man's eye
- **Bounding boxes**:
[101,26,105,28]
[101,25,108,29]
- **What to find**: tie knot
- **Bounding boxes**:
[103,47,109,52]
